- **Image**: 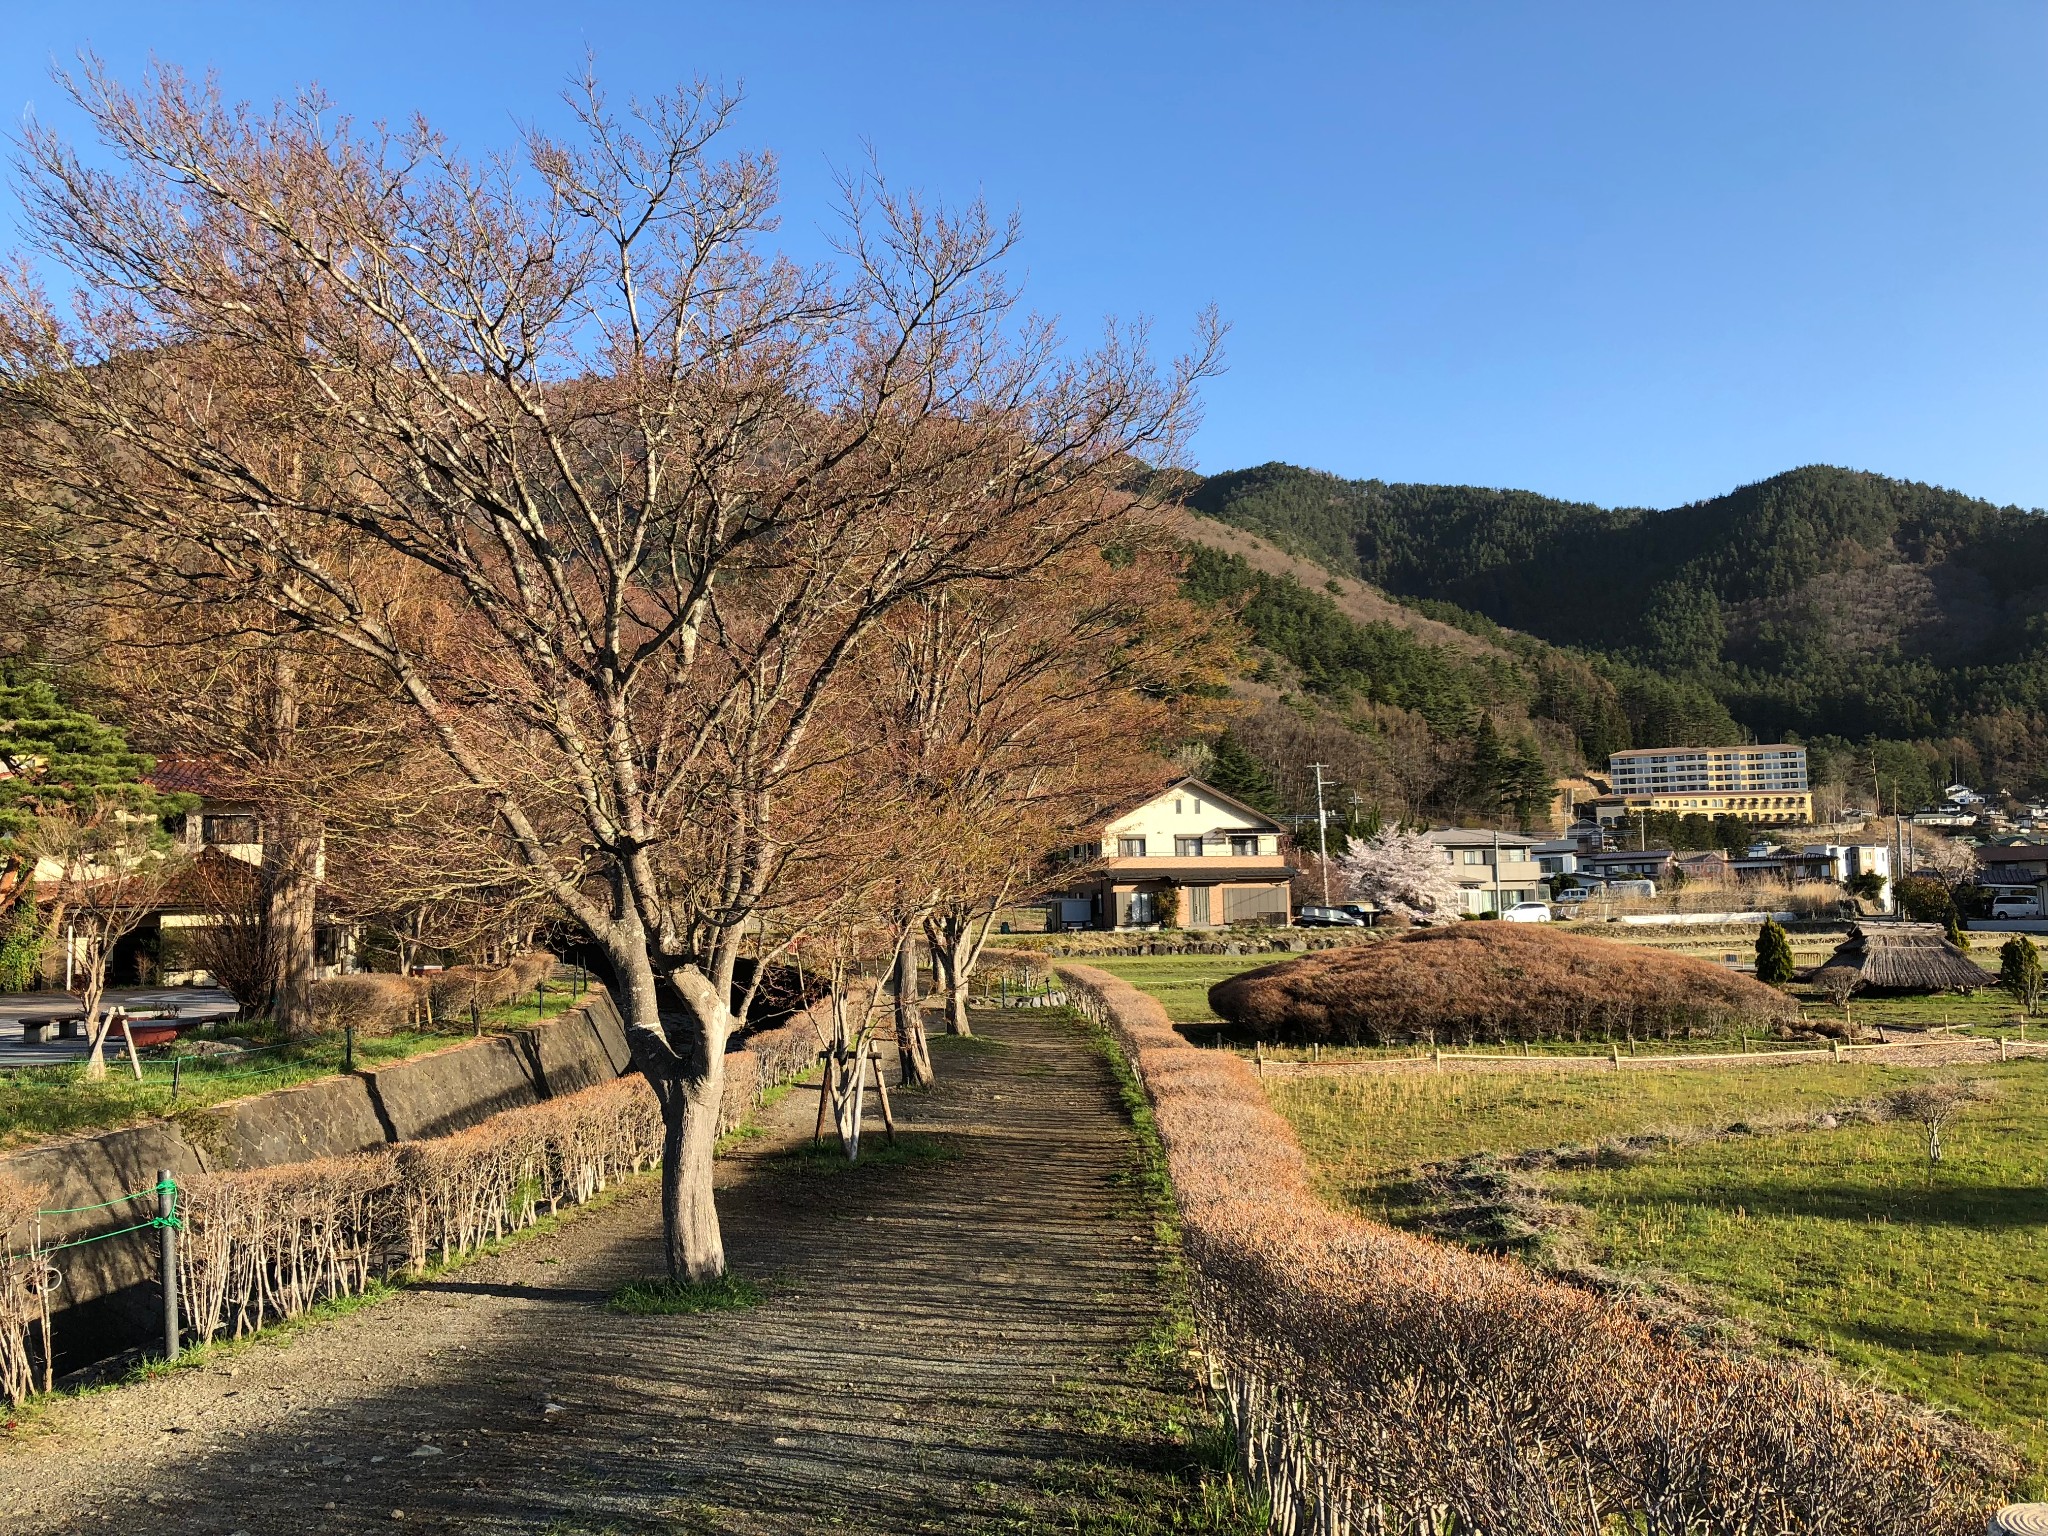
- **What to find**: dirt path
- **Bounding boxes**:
[0,1012,1237,1535]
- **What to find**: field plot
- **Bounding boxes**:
[1083,954,1273,1023]
[1270,1059,2048,1481]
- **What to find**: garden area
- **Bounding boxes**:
[0,974,593,1152]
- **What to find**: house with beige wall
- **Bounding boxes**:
[1048,776,1292,930]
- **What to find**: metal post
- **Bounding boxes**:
[1311,763,1332,906]
[170,1056,182,1104]
[536,984,545,1020]
[157,1169,179,1362]
[343,1023,354,1074]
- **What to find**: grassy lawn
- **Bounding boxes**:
[1083,954,1278,1024]
[0,978,593,1152]
[1269,1055,2048,1483]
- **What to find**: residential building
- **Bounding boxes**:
[1530,838,1580,877]
[1672,849,1733,883]
[1602,744,1813,824]
[1579,847,1678,887]
[1425,829,1543,915]
[1047,776,1291,930]
[1977,838,2048,890]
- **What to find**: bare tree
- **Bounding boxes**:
[0,64,1217,1277]
[38,815,183,1078]
[1888,1079,1990,1168]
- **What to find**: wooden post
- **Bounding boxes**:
[157,1169,179,1362]
[1610,1043,1620,1070]
[812,1049,833,1146]
[119,1011,143,1081]
[868,1040,897,1146]
[2001,1035,2010,1062]
[1831,1039,1842,1063]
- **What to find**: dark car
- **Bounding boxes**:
[1296,905,1366,927]
[1337,903,1376,925]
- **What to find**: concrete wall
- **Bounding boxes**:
[0,985,798,1368]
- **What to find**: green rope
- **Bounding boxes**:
[36,1178,173,1218]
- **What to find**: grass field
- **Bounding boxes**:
[1269,1057,2048,1482]
[0,978,594,1151]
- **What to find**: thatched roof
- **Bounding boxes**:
[1822,923,1986,993]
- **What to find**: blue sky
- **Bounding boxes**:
[3,3,2044,511]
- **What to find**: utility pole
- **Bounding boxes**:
[1310,763,1332,905]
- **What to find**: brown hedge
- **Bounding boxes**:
[1061,960,2008,1535]
[1209,922,1801,1045]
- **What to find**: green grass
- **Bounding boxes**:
[1270,1054,2048,1485]
[1084,956,1277,1023]
[0,980,595,1151]
[607,1274,764,1315]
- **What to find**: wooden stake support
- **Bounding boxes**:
[868,1040,896,1146]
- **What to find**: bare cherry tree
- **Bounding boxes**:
[0,63,1217,1277]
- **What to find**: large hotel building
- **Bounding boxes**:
[1602,744,1812,824]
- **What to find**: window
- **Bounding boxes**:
[1229,834,1258,856]
[202,814,260,845]
[1117,836,1148,858]
[1173,798,1183,815]
[1462,849,1486,865]
[1174,836,1204,857]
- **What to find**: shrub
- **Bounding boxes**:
[1061,962,2009,1534]
[1210,923,1799,1045]
[308,973,426,1037]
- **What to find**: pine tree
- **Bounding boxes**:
[1754,918,1796,987]
[0,665,188,920]
[1204,730,1282,815]
[1944,913,1969,952]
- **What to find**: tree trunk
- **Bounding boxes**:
[926,935,973,1037]
[626,958,732,1282]
[895,939,934,1088]
[264,809,321,1037]
[657,1050,726,1280]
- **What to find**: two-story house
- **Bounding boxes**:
[1048,776,1292,930]
[1425,829,1543,915]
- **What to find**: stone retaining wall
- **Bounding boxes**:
[5,985,826,1368]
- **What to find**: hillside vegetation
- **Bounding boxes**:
[1187,462,2048,805]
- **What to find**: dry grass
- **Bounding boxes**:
[1061,961,2011,1534]
[1210,922,1801,1046]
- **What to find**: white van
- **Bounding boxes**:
[1990,892,2043,920]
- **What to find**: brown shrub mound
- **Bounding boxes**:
[1210,921,1800,1045]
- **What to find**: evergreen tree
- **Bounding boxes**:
[1204,730,1282,815]
[1754,918,1796,987]
[2000,934,2043,1016]
[1944,913,1969,952]
[0,665,186,920]
[0,895,40,991]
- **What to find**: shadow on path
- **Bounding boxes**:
[0,1011,1224,1534]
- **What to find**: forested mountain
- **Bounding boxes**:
[1170,521,1740,830]
[1185,463,2048,809]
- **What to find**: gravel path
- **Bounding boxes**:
[0,1012,1226,1534]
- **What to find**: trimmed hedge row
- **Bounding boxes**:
[1059,961,2008,1536]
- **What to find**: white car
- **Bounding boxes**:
[1555,886,1593,905]
[1990,893,2043,919]
[1501,901,1553,923]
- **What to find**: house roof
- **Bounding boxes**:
[1101,775,1284,835]
[146,755,252,801]
[1821,923,1987,992]
[1608,743,1804,759]
[1979,842,2048,861]
[1427,828,1538,849]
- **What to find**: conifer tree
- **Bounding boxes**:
[1205,730,1282,815]
[2000,934,2042,1016]
[1754,918,1796,987]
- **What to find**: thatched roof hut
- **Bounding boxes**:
[1820,923,1986,993]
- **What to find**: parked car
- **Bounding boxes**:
[1296,905,1367,927]
[1501,901,1553,923]
[1555,886,1593,905]
[1990,892,2043,919]
[1337,903,1376,925]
